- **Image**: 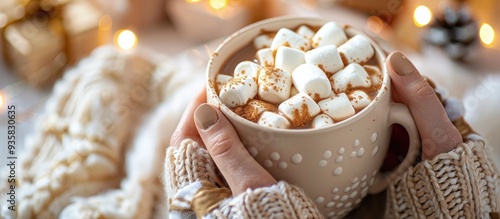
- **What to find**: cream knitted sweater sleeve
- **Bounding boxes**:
[165,139,499,218]
[385,140,500,218]
[164,139,323,219]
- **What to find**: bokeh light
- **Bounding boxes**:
[413,5,432,27]
[479,23,495,47]
[0,92,4,109]
[115,30,138,50]
[209,0,228,10]
[98,15,112,31]
[185,0,201,3]
[366,16,384,34]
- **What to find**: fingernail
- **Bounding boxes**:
[389,52,417,76]
[195,104,219,130]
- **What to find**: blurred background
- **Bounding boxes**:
[0,0,499,174]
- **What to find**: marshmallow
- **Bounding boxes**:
[312,22,347,48]
[234,61,261,79]
[297,25,315,40]
[338,35,375,64]
[215,74,233,94]
[235,99,278,122]
[219,76,258,108]
[348,90,372,111]
[254,34,273,49]
[312,114,334,129]
[256,48,275,67]
[271,28,311,51]
[330,63,371,93]
[305,45,344,74]
[292,64,332,100]
[318,93,355,121]
[363,65,383,86]
[258,67,292,104]
[278,93,321,127]
[258,111,291,129]
[290,86,299,96]
[275,46,305,74]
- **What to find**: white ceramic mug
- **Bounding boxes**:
[206,16,420,218]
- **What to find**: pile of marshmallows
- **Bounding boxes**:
[216,22,382,129]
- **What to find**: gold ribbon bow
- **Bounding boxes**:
[191,181,232,218]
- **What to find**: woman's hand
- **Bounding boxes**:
[386,52,463,160]
[169,88,276,196]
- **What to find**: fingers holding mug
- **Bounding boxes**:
[386,52,463,160]
[194,103,277,195]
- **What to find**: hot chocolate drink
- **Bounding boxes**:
[214,22,383,129]
[205,17,420,218]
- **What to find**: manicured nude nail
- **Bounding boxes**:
[195,104,219,130]
[389,52,417,76]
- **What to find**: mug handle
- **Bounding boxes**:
[368,102,421,194]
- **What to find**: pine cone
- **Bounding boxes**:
[424,4,478,61]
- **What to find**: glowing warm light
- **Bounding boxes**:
[185,0,201,3]
[367,16,384,34]
[413,5,432,27]
[479,23,495,46]
[0,92,4,109]
[98,15,112,31]
[115,30,137,50]
[209,0,228,10]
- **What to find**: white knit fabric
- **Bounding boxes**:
[0,44,209,219]
[386,140,500,219]
[165,139,323,219]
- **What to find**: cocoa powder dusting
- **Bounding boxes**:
[291,104,313,127]
[339,52,349,66]
[344,80,381,97]
[209,79,219,95]
[313,93,321,101]
[318,64,326,72]
[233,100,277,122]
[313,37,321,47]
[364,67,377,75]
[234,106,260,122]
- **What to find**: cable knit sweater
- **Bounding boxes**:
[164,138,500,218]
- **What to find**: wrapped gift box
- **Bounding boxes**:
[1,0,108,88]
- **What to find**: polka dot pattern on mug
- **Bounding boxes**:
[284,119,387,219]
[291,153,302,164]
[263,151,290,169]
[248,147,258,157]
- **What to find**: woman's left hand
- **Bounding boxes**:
[170,89,276,195]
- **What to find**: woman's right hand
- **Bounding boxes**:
[386,52,463,160]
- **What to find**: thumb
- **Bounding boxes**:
[194,103,276,195]
[386,52,462,159]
